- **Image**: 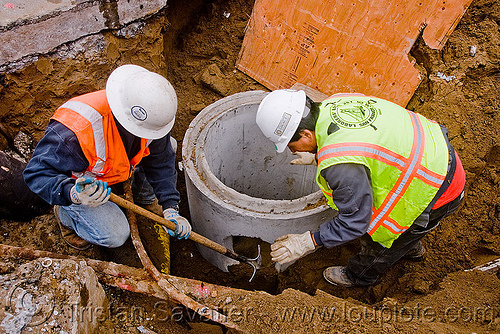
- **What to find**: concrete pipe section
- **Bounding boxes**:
[182,91,335,272]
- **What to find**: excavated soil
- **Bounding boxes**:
[0,0,499,332]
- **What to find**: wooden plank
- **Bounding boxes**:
[290,82,328,102]
[237,0,472,106]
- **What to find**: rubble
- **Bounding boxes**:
[0,258,107,334]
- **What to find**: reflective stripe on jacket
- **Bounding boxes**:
[315,94,449,248]
[51,90,150,185]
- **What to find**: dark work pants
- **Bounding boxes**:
[346,190,465,286]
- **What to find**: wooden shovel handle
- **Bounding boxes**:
[109,193,227,254]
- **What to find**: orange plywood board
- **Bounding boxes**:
[237,0,472,106]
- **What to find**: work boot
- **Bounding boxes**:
[403,241,426,261]
[54,206,91,251]
[139,198,163,216]
[323,266,356,287]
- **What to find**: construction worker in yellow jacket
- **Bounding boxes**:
[256,90,465,287]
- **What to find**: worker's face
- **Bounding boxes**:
[287,130,317,153]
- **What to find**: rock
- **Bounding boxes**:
[36,57,53,75]
[0,150,51,221]
[0,0,168,66]
[380,297,398,308]
[412,278,432,294]
[187,103,206,115]
[199,63,230,96]
[13,131,34,160]
[0,258,108,334]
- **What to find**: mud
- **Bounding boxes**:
[0,0,499,332]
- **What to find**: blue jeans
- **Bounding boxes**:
[57,168,160,248]
[57,168,158,248]
[58,137,178,248]
[58,201,130,248]
[130,166,156,205]
[130,136,178,205]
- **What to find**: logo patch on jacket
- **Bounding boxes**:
[326,99,379,130]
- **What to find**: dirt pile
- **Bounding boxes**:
[0,0,499,332]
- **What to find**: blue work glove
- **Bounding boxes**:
[163,208,192,239]
[69,177,111,207]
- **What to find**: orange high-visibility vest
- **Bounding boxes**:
[51,90,150,185]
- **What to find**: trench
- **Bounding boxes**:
[0,0,498,317]
[164,0,500,307]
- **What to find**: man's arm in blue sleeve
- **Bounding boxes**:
[23,120,89,206]
[313,163,373,248]
[140,133,180,210]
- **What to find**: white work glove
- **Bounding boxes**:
[290,152,317,165]
[163,208,192,239]
[270,231,316,265]
[70,177,111,207]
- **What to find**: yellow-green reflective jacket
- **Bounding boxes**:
[315,94,448,248]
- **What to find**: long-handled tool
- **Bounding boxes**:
[109,193,262,282]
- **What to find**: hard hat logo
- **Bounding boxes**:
[274,112,291,136]
[131,106,147,121]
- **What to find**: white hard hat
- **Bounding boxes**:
[256,89,307,153]
[106,64,177,140]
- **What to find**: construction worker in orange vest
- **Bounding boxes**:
[256,89,465,287]
[24,65,191,250]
